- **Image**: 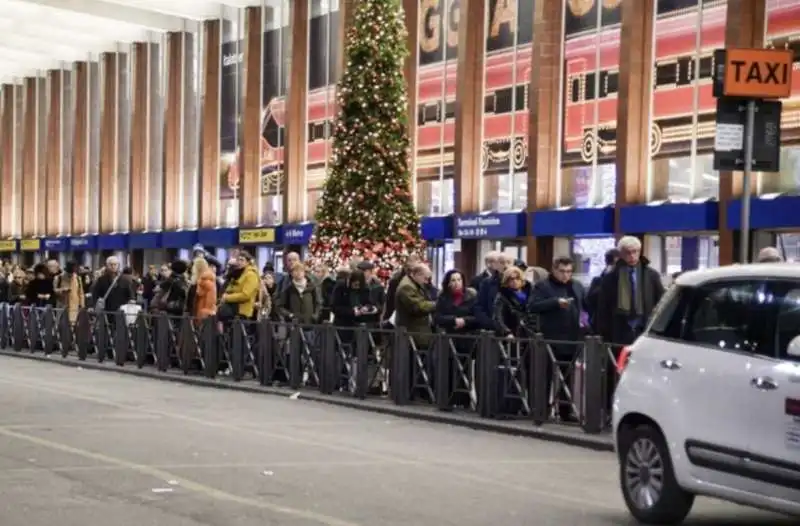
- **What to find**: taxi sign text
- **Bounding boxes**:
[723,48,793,99]
[239,228,275,244]
[0,240,16,252]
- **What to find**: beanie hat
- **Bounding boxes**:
[171,260,189,275]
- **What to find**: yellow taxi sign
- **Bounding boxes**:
[20,239,40,251]
[0,240,16,252]
[239,228,275,244]
[723,48,793,99]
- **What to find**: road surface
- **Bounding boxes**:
[0,356,792,526]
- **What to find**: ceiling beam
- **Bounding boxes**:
[17,0,199,32]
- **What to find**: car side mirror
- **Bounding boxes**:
[788,335,800,358]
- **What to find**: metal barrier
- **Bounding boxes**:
[0,304,620,435]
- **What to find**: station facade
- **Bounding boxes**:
[0,0,798,279]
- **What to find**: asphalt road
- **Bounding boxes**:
[0,357,793,526]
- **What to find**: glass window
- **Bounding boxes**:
[305,0,338,220]
[560,0,620,207]
[479,0,533,212]
[763,0,800,195]
[415,0,459,216]
[219,7,244,227]
[648,0,725,201]
[647,285,690,340]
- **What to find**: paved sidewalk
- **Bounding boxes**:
[0,349,613,452]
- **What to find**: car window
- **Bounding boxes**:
[683,280,776,357]
[772,282,800,363]
[647,285,690,339]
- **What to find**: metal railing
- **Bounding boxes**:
[0,304,623,435]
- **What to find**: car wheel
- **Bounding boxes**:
[619,425,695,525]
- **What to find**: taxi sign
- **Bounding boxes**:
[238,228,275,244]
[722,48,793,99]
[0,240,16,252]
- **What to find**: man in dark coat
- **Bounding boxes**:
[596,237,664,346]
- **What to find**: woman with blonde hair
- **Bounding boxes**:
[191,257,217,319]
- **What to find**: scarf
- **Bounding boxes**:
[293,279,307,295]
[451,288,464,306]
[617,264,644,316]
[513,289,528,305]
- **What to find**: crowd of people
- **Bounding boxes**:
[0,236,695,346]
[0,238,786,415]
[0,240,787,347]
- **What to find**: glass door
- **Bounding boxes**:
[426,241,454,286]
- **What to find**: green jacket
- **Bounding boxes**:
[394,275,436,346]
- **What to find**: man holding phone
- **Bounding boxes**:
[529,256,587,422]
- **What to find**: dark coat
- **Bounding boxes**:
[477,272,501,330]
[529,276,587,357]
[434,287,479,334]
[331,283,381,328]
[596,258,665,345]
[91,272,136,312]
[276,282,320,325]
[493,281,535,337]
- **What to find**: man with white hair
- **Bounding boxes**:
[471,251,500,290]
[476,252,512,329]
[596,236,664,345]
[756,246,782,263]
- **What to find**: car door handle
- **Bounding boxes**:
[659,359,682,370]
[751,377,779,390]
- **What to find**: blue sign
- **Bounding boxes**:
[281,223,314,245]
[69,236,97,251]
[454,212,525,239]
[43,238,68,252]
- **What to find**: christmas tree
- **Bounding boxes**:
[308,0,424,280]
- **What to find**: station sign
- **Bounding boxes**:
[239,228,276,245]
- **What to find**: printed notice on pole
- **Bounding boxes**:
[714,123,744,152]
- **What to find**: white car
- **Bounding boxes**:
[613,263,800,524]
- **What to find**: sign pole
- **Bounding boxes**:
[740,99,756,264]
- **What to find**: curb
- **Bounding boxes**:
[0,350,614,452]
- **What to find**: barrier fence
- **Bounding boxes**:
[0,304,623,435]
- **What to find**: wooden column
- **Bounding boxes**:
[163,32,187,231]
[239,6,265,226]
[452,0,487,277]
[283,0,310,224]
[526,0,563,268]
[200,20,221,228]
[718,0,766,265]
[99,53,120,232]
[130,43,150,232]
[72,62,89,235]
[0,85,16,237]
[45,70,63,236]
[21,77,38,237]
[615,0,655,231]
[403,0,420,201]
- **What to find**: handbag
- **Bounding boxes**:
[217,302,238,322]
[95,274,120,312]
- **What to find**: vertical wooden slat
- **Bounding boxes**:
[35,78,47,236]
[526,0,563,267]
[99,53,119,232]
[283,0,309,224]
[403,0,419,200]
[0,86,15,237]
[239,7,265,226]
[615,0,655,231]
[21,78,37,237]
[72,62,89,235]
[130,43,150,232]
[718,0,766,265]
[200,20,221,228]
[163,32,185,231]
[452,0,486,277]
[45,70,63,236]
[453,0,485,215]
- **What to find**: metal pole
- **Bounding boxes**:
[740,100,756,264]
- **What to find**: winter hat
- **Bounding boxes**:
[192,243,205,255]
[170,260,189,275]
